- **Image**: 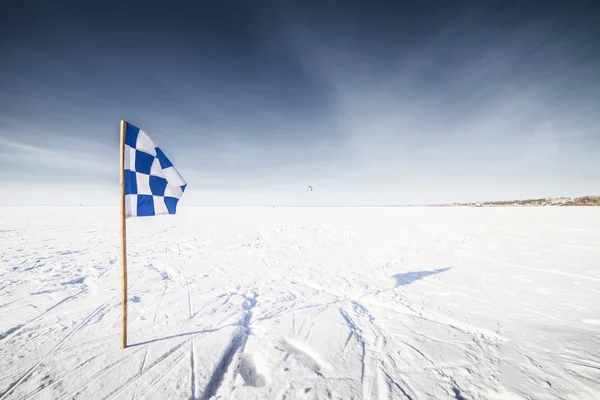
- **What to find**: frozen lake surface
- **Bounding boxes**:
[1,206,599,399]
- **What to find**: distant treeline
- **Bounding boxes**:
[445,196,600,207]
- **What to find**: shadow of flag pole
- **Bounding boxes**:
[120,120,128,349]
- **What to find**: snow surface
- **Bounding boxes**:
[1,206,599,400]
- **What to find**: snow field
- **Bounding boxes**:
[0,206,599,399]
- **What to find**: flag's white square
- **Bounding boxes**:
[135,173,151,195]
[163,166,186,187]
[136,130,157,156]
[125,194,137,217]
[165,185,183,199]
[124,145,136,171]
[150,157,164,177]
[153,196,169,215]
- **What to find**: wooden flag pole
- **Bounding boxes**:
[120,120,128,349]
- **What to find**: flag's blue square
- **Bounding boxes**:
[137,195,155,216]
[149,176,168,196]
[124,170,138,195]
[135,150,155,175]
[125,123,140,148]
[156,147,174,169]
[164,197,179,214]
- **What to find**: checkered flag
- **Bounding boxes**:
[122,122,187,218]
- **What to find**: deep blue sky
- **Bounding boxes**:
[1,0,599,205]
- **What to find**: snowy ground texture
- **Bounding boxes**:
[1,206,599,400]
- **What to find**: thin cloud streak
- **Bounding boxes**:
[0,135,115,180]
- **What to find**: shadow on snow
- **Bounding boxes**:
[392,267,451,287]
[129,326,229,347]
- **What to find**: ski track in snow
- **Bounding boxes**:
[0,206,599,399]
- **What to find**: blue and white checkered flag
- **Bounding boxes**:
[123,122,187,218]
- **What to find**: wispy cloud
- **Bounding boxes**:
[0,135,114,179]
